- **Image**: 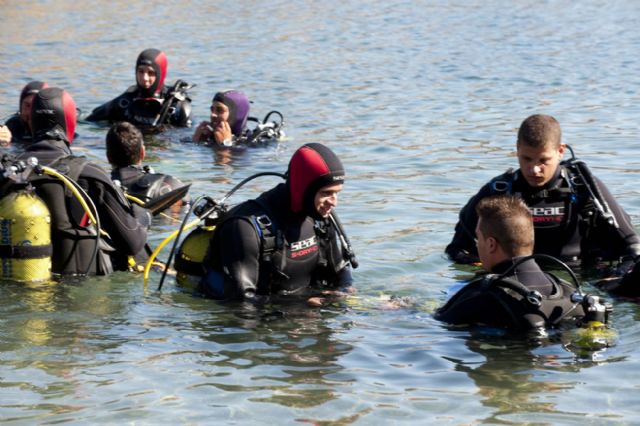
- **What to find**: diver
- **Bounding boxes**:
[192,90,284,147]
[1,81,48,146]
[199,143,355,305]
[446,114,640,271]
[106,121,190,210]
[85,48,192,130]
[436,195,603,331]
[17,87,148,275]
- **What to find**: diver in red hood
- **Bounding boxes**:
[18,87,148,275]
[1,80,49,146]
[85,48,191,130]
[201,143,355,304]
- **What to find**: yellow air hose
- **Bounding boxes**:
[41,166,109,238]
[143,217,201,288]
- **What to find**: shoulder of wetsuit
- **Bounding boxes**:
[27,155,90,196]
[488,168,517,195]
[434,274,502,323]
[4,114,23,132]
[77,159,131,205]
[111,166,143,186]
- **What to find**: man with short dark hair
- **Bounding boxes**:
[436,195,584,330]
[106,121,189,208]
[446,114,640,268]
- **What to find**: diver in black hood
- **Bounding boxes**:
[200,143,355,304]
[85,48,192,130]
[1,81,49,146]
[17,87,148,275]
[106,121,190,209]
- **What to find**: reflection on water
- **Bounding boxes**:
[2,0,640,423]
[444,330,621,424]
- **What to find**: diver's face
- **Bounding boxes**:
[314,183,342,218]
[20,94,35,129]
[210,101,230,127]
[517,143,565,188]
[136,65,157,90]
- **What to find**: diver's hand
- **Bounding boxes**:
[307,289,354,307]
[0,125,12,147]
[214,121,232,146]
[193,121,213,142]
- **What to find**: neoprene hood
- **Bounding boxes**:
[135,48,167,97]
[287,143,345,217]
[19,81,48,113]
[31,87,77,144]
[213,90,250,136]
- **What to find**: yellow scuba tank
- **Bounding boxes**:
[174,219,216,288]
[0,189,52,282]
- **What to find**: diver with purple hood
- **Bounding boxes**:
[193,90,250,146]
[193,90,284,147]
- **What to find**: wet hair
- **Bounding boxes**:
[106,122,144,167]
[476,195,533,257]
[517,114,562,149]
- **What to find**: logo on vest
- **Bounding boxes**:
[290,236,318,258]
[530,206,565,224]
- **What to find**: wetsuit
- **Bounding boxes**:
[435,257,585,330]
[446,164,640,265]
[86,49,191,128]
[201,143,353,300]
[19,87,148,275]
[85,85,191,128]
[111,165,190,206]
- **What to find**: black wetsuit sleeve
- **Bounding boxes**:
[85,94,127,123]
[445,183,493,264]
[216,217,262,298]
[85,101,112,122]
[80,164,147,256]
[588,176,640,259]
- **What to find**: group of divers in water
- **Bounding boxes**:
[1,47,639,339]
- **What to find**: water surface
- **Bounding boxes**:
[1,1,640,424]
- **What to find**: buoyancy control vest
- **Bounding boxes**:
[198,192,320,299]
[175,189,352,299]
[28,155,115,275]
[435,272,587,330]
[488,160,621,261]
[436,254,613,331]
